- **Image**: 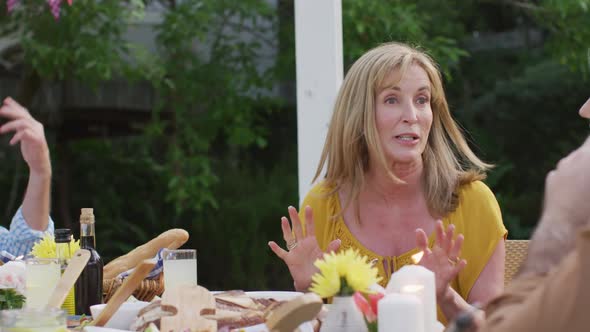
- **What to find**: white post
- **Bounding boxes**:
[294,0,343,204]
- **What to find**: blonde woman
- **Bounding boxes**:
[269,42,506,322]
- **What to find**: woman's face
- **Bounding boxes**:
[374,64,433,165]
[579,97,590,119]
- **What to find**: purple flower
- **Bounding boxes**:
[6,0,19,13]
[47,0,62,20]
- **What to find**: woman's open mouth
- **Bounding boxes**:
[394,134,420,144]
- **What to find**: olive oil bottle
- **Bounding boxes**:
[74,208,104,315]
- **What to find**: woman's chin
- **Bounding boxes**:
[388,154,423,166]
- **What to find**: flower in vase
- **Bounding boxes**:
[353,291,385,332]
[310,248,381,298]
[31,233,80,258]
[353,291,376,322]
[368,292,384,317]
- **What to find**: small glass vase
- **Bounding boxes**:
[320,296,368,332]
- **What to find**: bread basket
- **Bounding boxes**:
[103,273,164,302]
[101,229,189,302]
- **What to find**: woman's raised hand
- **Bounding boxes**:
[268,205,341,291]
[415,220,467,299]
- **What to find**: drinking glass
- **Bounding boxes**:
[25,257,60,309]
[0,308,66,332]
[162,249,197,292]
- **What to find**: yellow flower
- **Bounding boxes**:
[310,248,381,298]
[309,265,340,298]
[345,259,380,293]
[31,233,81,258]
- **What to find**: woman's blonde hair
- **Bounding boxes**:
[314,42,491,219]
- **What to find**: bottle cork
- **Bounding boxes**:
[80,208,95,224]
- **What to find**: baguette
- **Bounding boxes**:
[103,228,189,279]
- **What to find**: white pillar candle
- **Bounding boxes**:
[401,284,425,302]
[378,293,425,332]
[386,265,436,332]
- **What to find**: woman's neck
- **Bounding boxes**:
[364,159,424,203]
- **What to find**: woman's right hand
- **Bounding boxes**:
[268,205,341,291]
[415,220,467,300]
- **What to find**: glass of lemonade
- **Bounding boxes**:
[162,249,197,292]
[0,308,66,332]
[25,258,60,309]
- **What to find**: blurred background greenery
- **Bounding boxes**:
[0,0,589,290]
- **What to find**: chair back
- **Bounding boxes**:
[504,239,529,285]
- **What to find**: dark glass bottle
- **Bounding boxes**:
[74,208,104,315]
[55,228,75,315]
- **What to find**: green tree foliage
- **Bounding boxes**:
[342,0,469,75]
[1,0,289,289]
[468,61,589,238]
[1,0,589,290]
[530,0,590,74]
[0,0,143,84]
[142,0,278,213]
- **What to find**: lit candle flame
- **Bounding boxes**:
[401,284,425,294]
[411,251,424,264]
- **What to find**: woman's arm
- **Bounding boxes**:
[438,240,504,321]
[0,97,52,231]
[466,240,505,304]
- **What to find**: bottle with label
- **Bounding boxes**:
[74,208,104,315]
[55,228,75,315]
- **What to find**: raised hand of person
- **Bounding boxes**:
[0,97,51,176]
[415,220,467,299]
[268,205,341,291]
[0,97,51,232]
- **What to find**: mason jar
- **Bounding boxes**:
[0,308,66,332]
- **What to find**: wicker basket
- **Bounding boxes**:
[103,273,164,302]
[504,240,529,285]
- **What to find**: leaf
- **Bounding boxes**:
[0,289,25,310]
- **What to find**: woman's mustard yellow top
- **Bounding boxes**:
[299,180,507,320]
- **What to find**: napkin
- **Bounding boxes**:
[0,261,26,294]
[116,248,164,281]
[0,250,22,264]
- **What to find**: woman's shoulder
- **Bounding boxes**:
[457,180,495,199]
[300,181,341,244]
[301,181,339,213]
[453,180,505,235]
[455,180,498,210]
[303,181,338,201]
[309,180,336,193]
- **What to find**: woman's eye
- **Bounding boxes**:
[416,96,430,105]
[385,97,398,104]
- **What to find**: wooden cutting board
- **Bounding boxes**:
[93,260,155,327]
[160,285,217,332]
[265,293,323,332]
[46,249,91,309]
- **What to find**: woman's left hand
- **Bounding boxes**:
[415,220,467,299]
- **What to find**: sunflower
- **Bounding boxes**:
[310,248,381,298]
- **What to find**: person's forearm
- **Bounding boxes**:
[22,168,51,231]
[439,286,476,322]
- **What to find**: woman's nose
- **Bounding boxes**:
[402,102,419,123]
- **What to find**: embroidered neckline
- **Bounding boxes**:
[329,190,449,284]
